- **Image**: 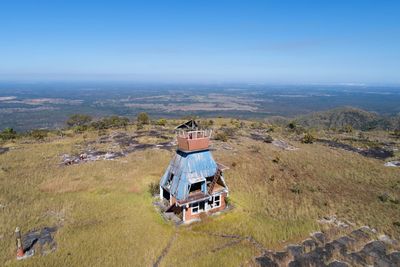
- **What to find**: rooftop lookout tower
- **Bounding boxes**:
[159,120,229,224]
[176,129,212,152]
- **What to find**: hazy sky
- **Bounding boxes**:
[0,0,399,84]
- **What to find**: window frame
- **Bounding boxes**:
[212,195,221,208]
[191,202,200,214]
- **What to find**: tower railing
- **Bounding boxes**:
[176,129,212,139]
[176,129,212,151]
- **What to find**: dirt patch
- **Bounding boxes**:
[318,139,394,160]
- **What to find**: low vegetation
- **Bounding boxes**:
[0,117,399,266]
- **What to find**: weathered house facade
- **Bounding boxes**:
[159,122,229,223]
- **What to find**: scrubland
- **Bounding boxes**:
[0,119,399,266]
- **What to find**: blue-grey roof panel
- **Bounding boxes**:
[160,150,217,200]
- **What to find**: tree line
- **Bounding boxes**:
[0,112,162,141]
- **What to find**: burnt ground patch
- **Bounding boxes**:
[0,147,9,154]
[317,139,394,160]
[61,131,175,165]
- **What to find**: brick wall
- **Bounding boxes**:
[184,192,227,222]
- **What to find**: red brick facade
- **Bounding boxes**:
[184,192,227,222]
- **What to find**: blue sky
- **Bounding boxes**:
[0,0,399,84]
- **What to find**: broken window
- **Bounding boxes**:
[209,195,221,209]
[191,202,199,214]
[189,181,202,193]
[191,201,205,214]
[163,189,170,201]
[214,195,221,207]
[166,173,174,187]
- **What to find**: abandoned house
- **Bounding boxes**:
[159,122,229,223]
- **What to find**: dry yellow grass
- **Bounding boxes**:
[0,121,399,266]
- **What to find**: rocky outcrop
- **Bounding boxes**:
[256,227,400,267]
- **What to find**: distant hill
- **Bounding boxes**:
[296,107,397,130]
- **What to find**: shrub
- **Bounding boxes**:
[378,192,399,204]
[250,121,264,129]
[287,121,297,130]
[0,128,17,140]
[301,133,315,144]
[136,123,144,130]
[263,134,273,143]
[155,118,167,126]
[290,184,302,194]
[73,125,88,133]
[250,145,260,153]
[29,129,49,140]
[342,124,353,133]
[225,196,231,206]
[215,132,228,142]
[91,120,107,130]
[272,156,280,163]
[393,129,400,138]
[148,182,159,196]
[137,112,150,125]
[66,114,92,127]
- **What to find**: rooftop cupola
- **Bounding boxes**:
[174,119,212,152]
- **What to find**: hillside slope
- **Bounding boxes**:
[0,120,399,266]
[296,107,395,130]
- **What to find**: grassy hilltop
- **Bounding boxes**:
[0,118,399,266]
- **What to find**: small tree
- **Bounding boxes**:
[301,133,315,144]
[394,129,400,138]
[0,128,17,140]
[215,132,228,142]
[137,112,150,125]
[66,114,92,127]
[263,134,273,143]
[287,121,297,130]
[342,124,353,133]
[29,129,48,140]
[156,118,167,126]
[148,182,159,196]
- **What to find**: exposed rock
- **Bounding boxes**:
[378,234,399,246]
[61,131,176,166]
[318,139,394,160]
[0,147,9,154]
[302,239,318,253]
[272,140,298,151]
[328,260,349,267]
[311,232,327,246]
[286,245,304,257]
[384,161,400,167]
[388,252,400,265]
[22,226,58,257]
[317,215,351,229]
[255,227,400,267]
[255,255,279,267]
